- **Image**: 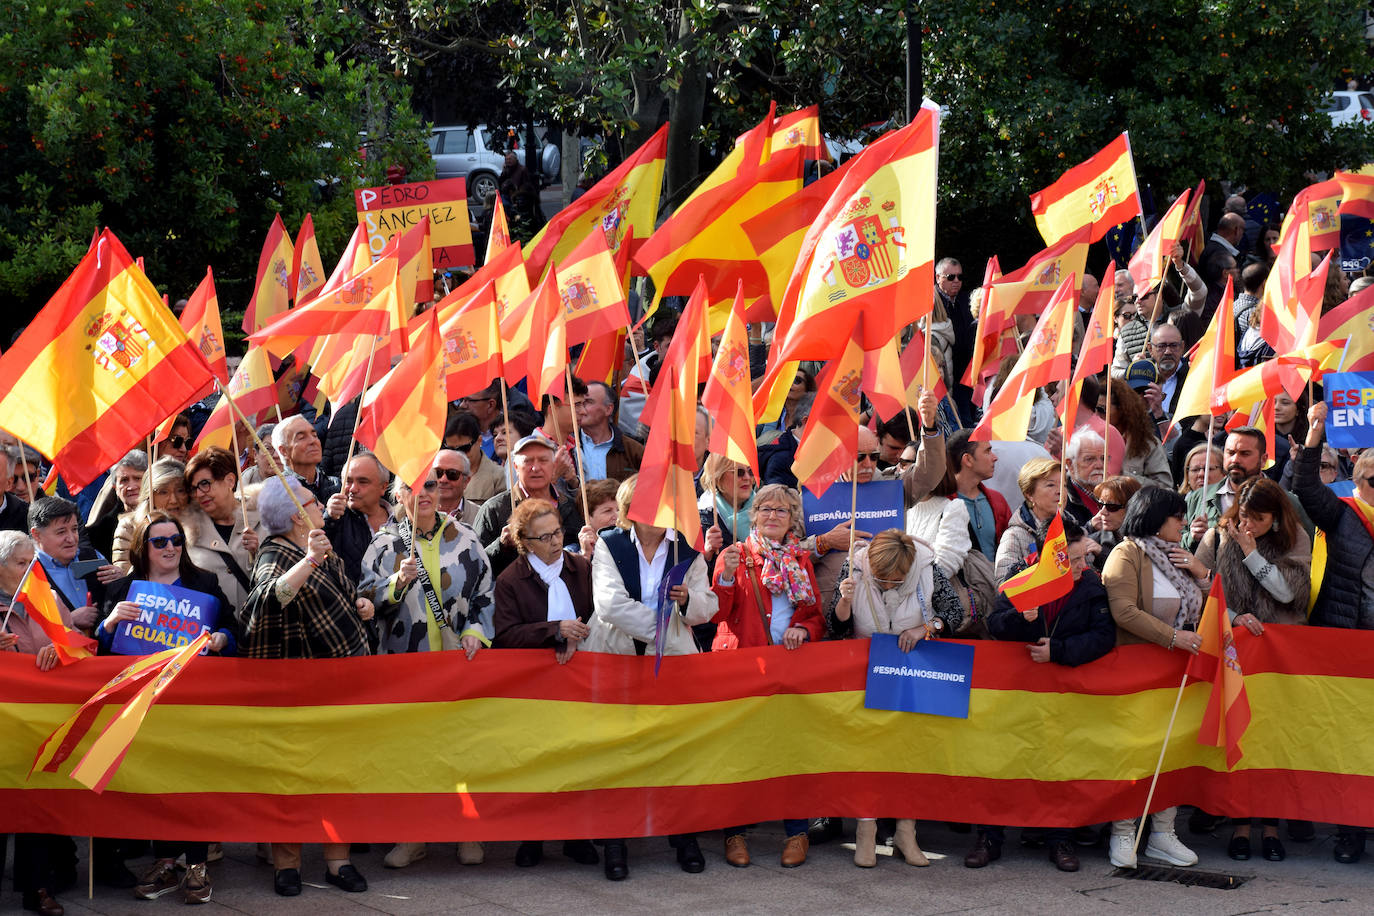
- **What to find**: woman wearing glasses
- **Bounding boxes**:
[699,454,757,549]
[110,457,189,572]
[711,484,825,868]
[96,511,235,904]
[181,447,260,622]
[1089,475,1142,557]
[1101,486,1210,870]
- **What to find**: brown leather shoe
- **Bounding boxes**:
[724,834,750,867]
[1050,841,1080,872]
[964,834,1002,868]
[22,888,63,916]
[780,833,809,868]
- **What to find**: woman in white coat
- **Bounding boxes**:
[904,464,971,580]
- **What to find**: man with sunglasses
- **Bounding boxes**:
[323,453,393,584]
[936,257,977,427]
[433,449,478,525]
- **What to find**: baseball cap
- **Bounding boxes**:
[1124,358,1158,392]
[512,431,558,457]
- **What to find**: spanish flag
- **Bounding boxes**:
[1168,279,1237,423]
[13,563,96,664]
[1030,132,1142,245]
[1187,577,1251,768]
[428,282,505,400]
[700,283,760,477]
[1260,206,1329,354]
[394,214,434,316]
[984,225,1091,327]
[628,278,709,549]
[241,214,294,335]
[179,267,228,386]
[792,318,864,497]
[556,230,630,346]
[357,308,447,493]
[1059,262,1115,429]
[291,213,327,304]
[486,192,513,265]
[524,124,667,284]
[298,223,372,309]
[501,269,561,390]
[0,230,214,489]
[860,334,910,425]
[1319,284,1374,372]
[1337,170,1374,220]
[1177,179,1206,260]
[1000,513,1073,612]
[1126,190,1189,299]
[969,273,1076,443]
[531,296,568,404]
[572,330,626,386]
[1293,179,1342,253]
[964,255,1010,390]
[193,345,279,454]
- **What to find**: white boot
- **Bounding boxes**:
[1109,833,1138,868]
[383,842,427,868]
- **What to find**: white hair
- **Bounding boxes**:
[1065,426,1106,462]
[271,415,311,459]
[258,476,307,535]
[0,530,32,565]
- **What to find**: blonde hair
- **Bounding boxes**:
[702,453,751,495]
[748,484,803,537]
[614,474,638,529]
[1016,457,1061,500]
[866,529,916,582]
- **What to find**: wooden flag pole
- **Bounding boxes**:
[342,333,382,474]
[565,366,592,520]
[88,838,94,899]
[847,457,860,565]
[213,379,312,525]
[1202,414,1217,495]
[1103,374,1114,472]
[499,380,519,507]
[228,420,252,536]
[1132,668,1191,854]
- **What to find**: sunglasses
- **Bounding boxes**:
[732,467,755,478]
[419,480,439,492]
[147,534,185,549]
[166,436,189,450]
[435,468,468,482]
[1100,501,1126,513]
[857,451,880,463]
[941,273,963,281]
[451,440,476,451]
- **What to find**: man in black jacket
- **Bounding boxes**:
[0,450,28,533]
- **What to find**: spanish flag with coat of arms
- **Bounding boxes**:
[1000,513,1073,612]
[1030,132,1141,245]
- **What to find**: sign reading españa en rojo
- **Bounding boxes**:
[355,178,475,271]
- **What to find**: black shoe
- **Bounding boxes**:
[324,863,367,893]
[94,864,138,889]
[1227,835,1251,861]
[1050,841,1080,872]
[350,843,371,854]
[21,888,63,916]
[273,868,302,897]
[1072,825,1103,847]
[1334,834,1364,864]
[515,841,543,867]
[964,834,1002,868]
[1019,828,1046,848]
[562,840,598,865]
[807,817,843,844]
[603,842,629,881]
[675,837,705,874]
[1263,836,1286,862]
[1287,819,1315,842]
[1188,809,1223,835]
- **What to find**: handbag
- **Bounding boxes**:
[953,530,997,639]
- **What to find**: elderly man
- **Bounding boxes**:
[324,453,393,583]
[82,450,147,557]
[473,433,583,577]
[0,449,29,532]
[1183,426,1309,550]
[1140,322,1189,428]
[1061,428,1108,531]
[29,496,120,635]
[575,381,643,481]
[272,415,338,503]
[434,449,479,525]
[183,447,261,616]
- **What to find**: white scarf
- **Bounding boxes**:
[528,552,575,622]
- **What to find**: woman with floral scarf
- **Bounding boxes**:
[710,483,825,869]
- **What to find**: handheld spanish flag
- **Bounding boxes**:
[486,192,513,265]
[292,213,327,304]
[241,214,294,335]
[13,563,96,664]
[179,267,228,386]
[700,282,760,478]
[1000,513,1073,612]
[356,309,448,493]
[792,317,865,498]
[1187,577,1251,768]
[1126,190,1189,299]
[1319,284,1374,372]
[1030,132,1142,245]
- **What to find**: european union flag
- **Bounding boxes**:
[1340,214,1374,272]
[1104,221,1139,266]
[1248,192,1280,227]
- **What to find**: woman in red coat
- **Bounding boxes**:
[710,483,825,869]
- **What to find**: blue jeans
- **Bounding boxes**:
[727,820,809,839]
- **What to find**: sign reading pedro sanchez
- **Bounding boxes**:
[355,178,475,270]
[864,633,974,718]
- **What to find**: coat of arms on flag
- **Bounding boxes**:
[822,198,906,294]
[86,311,153,377]
[560,275,600,313]
[1087,176,1121,220]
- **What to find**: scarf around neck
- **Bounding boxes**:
[528,551,575,623]
[748,531,815,607]
[1132,535,1203,628]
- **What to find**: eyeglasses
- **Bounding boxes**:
[857,451,880,463]
[940,273,963,281]
[435,468,468,482]
[1320,462,1338,471]
[167,436,189,450]
[1152,341,1183,351]
[451,439,476,451]
[190,478,217,494]
[301,497,319,510]
[732,467,755,478]
[756,506,790,517]
[147,534,185,549]
[1100,502,1126,513]
[522,528,563,544]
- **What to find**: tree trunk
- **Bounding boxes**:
[663,58,707,216]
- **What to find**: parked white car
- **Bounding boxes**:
[428,124,560,201]
[1322,90,1374,127]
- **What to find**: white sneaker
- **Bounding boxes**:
[383,842,427,868]
[1145,831,1198,867]
[457,841,484,865]
[1109,834,1138,868]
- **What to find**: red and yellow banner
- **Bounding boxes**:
[355,178,474,271]
[6,628,1374,840]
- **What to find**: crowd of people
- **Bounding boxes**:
[2,188,1373,914]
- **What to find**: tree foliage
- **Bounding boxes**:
[0,0,431,323]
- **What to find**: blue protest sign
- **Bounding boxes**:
[1324,372,1374,448]
[801,479,903,539]
[653,558,693,675]
[864,633,974,718]
[111,581,220,656]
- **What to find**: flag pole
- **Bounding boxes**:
[342,333,382,474]
[1132,668,1191,855]
[0,551,41,634]
[847,457,860,567]
[1202,414,1216,494]
[213,379,313,525]
[1103,375,1113,472]
[229,420,253,537]
[565,366,592,521]
[18,448,33,502]
[498,380,520,508]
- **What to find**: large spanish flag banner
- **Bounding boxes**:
[7,628,1374,840]
[1030,132,1142,245]
[0,230,213,489]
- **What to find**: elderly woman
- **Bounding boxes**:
[994,457,1062,583]
[241,476,373,898]
[360,470,494,870]
[579,474,721,880]
[1194,476,1310,863]
[699,454,757,549]
[490,497,601,872]
[711,483,825,869]
[1101,486,1211,870]
[182,447,260,619]
[1179,443,1224,495]
[96,511,234,904]
[829,529,963,868]
[1089,475,1143,558]
[111,457,188,571]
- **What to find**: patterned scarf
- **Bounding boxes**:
[748,531,815,606]
[1131,535,1203,628]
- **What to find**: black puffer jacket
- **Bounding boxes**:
[320,398,358,479]
[987,568,1116,667]
[1292,444,1374,629]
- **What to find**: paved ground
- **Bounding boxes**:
[15,820,1374,915]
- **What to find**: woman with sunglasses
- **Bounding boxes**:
[711,484,825,868]
[1089,475,1142,557]
[96,511,235,904]
[111,457,189,572]
[699,454,757,550]
[1101,486,1210,870]
[830,528,963,869]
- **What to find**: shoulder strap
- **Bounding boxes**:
[600,528,642,602]
[211,547,251,592]
[744,557,774,646]
[402,522,449,635]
